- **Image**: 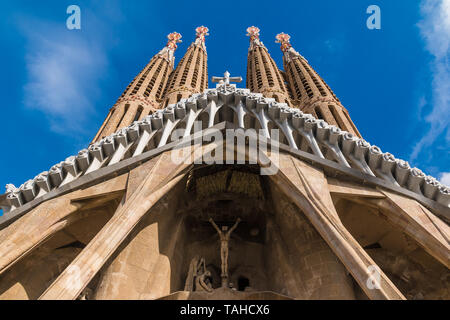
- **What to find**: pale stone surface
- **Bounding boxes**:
[268,152,405,300]
[333,197,450,299]
[0,136,448,300]
[0,247,82,300]
[327,178,385,198]
[39,151,190,300]
[268,184,356,299]
[0,175,128,276]
[377,189,450,268]
[39,143,215,300]
[94,184,185,299]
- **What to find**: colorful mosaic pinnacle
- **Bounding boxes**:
[195,26,209,42]
[275,32,292,52]
[166,32,182,50]
[246,26,260,41]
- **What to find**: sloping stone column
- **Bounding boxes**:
[0,175,128,276]
[267,152,405,300]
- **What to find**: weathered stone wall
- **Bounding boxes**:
[94,183,186,299]
[267,183,356,299]
[334,198,450,299]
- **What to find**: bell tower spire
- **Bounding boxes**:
[245,26,291,105]
[92,32,182,142]
[162,26,209,106]
[276,32,361,137]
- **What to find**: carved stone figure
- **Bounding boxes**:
[195,258,213,292]
[195,270,213,293]
[209,217,241,286]
[185,256,213,292]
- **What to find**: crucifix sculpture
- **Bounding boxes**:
[211,71,242,86]
[209,217,241,287]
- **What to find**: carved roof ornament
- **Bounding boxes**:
[212,71,242,85]
[194,26,209,50]
[157,32,182,63]
[275,32,305,63]
[212,71,242,93]
[246,26,264,50]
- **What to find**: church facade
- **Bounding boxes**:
[0,26,449,300]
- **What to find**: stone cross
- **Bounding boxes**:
[212,71,242,85]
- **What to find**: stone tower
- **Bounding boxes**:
[93,32,182,142]
[0,27,449,301]
[163,26,209,106]
[276,32,361,137]
[246,27,291,105]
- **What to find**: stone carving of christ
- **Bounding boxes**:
[209,217,241,281]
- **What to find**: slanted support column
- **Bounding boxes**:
[327,178,450,269]
[0,174,128,276]
[267,153,405,300]
[375,189,450,268]
[39,143,217,300]
[94,183,185,300]
[94,156,185,300]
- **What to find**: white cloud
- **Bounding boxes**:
[411,0,450,162]
[440,172,450,186]
[20,19,109,136]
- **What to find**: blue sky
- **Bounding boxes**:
[0,0,449,191]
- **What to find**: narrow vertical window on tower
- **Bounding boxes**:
[255,54,262,89]
[288,65,302,100]
[247,54,253,89]
[201,56,207,90]
[132,60,156,95]
[259,48,274,87]
[145,61,163,97]
[315,107,325,120]
[294,61,313,98]
[133,106,144,122]
[269,57,284,90]
[180,49,195,86]
[156,67,167,100]
[191,52,201,88]
[329,105,344,129]
[301,61,327,97]
[115,104,129,131]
